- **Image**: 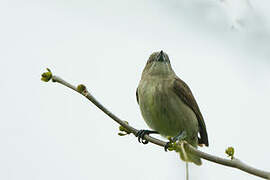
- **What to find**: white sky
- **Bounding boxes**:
[1,0,270,180]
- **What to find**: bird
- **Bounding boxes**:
[136,50,208,165]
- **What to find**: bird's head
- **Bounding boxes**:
[142,50,174,77]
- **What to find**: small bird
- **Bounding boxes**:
[136,51,209,165]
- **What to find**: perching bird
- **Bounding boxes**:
[136,51,208,165]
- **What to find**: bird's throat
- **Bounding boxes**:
[144,62,175,77]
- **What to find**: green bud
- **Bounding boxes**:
[167,136,173,142]
[119,126,126,132]
[77,84,87,93]
[164,136,178,151]
[225,146,235,159]
[167,143,175,151]
[118,121,130,136]
[41,68,52,82]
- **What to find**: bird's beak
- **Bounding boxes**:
[157,50,165,62]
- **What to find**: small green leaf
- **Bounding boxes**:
[41,68,52,82]
[225,146,235,159]
[77,84,87,93]
[118,132,128,136]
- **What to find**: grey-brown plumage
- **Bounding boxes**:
[136,51,208,165]
[173,77,209,146]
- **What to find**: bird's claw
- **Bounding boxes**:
[164,131,187,152]
[136,130,149,144]
[135,130,158,144]
[164,142,172,152]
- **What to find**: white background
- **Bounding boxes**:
[1,0,270,179]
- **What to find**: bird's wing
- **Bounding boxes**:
[136,88,139,105]
[173,77,209,146]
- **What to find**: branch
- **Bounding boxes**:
[41,69,270,180]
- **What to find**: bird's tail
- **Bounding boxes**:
[178,142,202,165]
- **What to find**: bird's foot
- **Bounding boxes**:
[135,130,159,144]
[164,131,187,152]
[172,131,187,142]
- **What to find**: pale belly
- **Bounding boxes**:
[138,78,199,143]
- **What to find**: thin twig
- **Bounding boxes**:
[48,74,270,180]
[186,163,189,180]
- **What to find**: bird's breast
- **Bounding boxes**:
[138,77,199,138]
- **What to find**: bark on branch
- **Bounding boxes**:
[43,72,270,180]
